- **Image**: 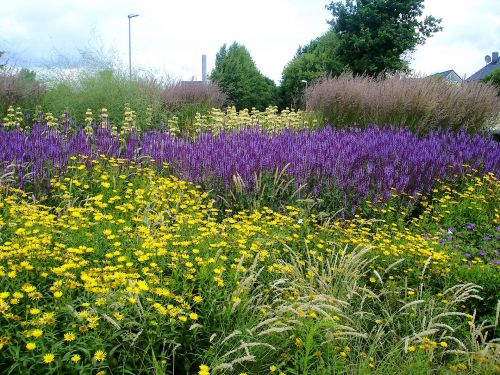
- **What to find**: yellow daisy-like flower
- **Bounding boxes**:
[64,332,76,342]
[113,312,124,321]
[31,329,43,338]
[198,364,210,375]
[189,312,199,320]
[94,350,106,362]
[70,354,81,363]
[43,353,55,364]
[26,342,36,351]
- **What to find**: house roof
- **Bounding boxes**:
[435,69,454,77]
[433,69,461,79]
[428,69,462,82]
[466,61,500,81]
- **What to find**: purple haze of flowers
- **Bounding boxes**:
[0,124,499,210]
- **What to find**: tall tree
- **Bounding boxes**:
[280,31,345,109]
[210,43,277,110]
[327,0,442,76]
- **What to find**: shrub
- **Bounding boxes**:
[482,67,500,96]
[0,66,44,115]
[161,81,227,130]
[41,69,166,128]
[306,73,500,133]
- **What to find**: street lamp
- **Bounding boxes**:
[128,13,139,79]
[301,79,308,110]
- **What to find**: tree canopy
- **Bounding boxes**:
[210,43,277,110]
[279,31,345,109]
[327,0,442,76]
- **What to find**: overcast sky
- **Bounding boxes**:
[1,0,499,83]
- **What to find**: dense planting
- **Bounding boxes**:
[0,122,499,214]
[0,112,499,374]
[0,157,498,374]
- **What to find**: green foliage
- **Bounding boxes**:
[327,0,442,76]
[280,31,345,109]
[210,42,278,110]
[482,67,500,95]
[41,69,166,128]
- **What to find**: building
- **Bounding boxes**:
[466,51,499,81]
[429,69,463,83]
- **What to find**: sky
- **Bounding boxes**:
[1,0,499,83]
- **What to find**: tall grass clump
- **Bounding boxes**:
[306,73,500,133]
[0,66,44,116]
[162,81,227,131]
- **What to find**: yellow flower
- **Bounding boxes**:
[26,342,36,351]
[64,332,76,342]
[270,365,277,372]
[31,329,43,338]
[53,291,63,298]
[408,346,416,352]
[94,350,106,362]
[70,354,81,363]
[113,312,124,321]
[199,364,210,375]
[440,341,448,348]
[189,313,199,320]
[43,353,55,364]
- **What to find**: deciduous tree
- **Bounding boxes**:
[327,0,442,76]
[280,31,345,109]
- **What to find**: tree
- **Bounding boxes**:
[327,0,442,76]
[482,68,500,96]
[280,31,345,109]
[210,43,277,110]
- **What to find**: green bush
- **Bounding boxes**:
[482,67,500,96]
[41,69,166,128]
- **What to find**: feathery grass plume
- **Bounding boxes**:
[306,72,500,133]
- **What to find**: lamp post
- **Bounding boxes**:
[301,79,308,110]
[128,13,139,79]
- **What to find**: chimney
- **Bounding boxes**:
[202,54,207,82]
[492,52,499,64]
